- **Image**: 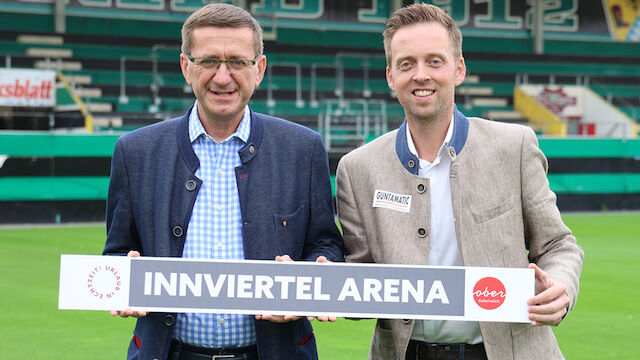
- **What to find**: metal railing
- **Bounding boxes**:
[318,99,388,151]
[267,61,304,109]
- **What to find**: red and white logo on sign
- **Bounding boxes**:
[473,277,506,310]
[87,265,122,300]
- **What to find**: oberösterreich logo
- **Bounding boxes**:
[87,265,122,300]
[473,277,506,310]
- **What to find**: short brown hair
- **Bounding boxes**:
[181,3,263,57]
[383,4,462,65]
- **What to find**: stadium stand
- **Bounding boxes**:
[1,0,639,222]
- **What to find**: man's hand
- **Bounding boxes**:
[109,250,148,318]
[254,255,337,323]
[527,263,569,327]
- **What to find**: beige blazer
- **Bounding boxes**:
[336,114,583,360]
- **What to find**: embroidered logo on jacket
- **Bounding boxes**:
[372,190,412,213]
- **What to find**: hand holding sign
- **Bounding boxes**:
[255,255,337,323]
[527,263,569,327]
[109,250,147,319]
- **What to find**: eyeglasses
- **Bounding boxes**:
[187,54,258,71]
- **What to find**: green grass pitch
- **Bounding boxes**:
[0,213,638,359]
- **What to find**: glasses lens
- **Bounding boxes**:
[228,60,250,70]
[191,57,254,71]
[198,58,220,68]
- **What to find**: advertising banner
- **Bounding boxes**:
[0,68,56,107]
[59,255,534,323]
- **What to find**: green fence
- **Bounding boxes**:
[1,133,639,201]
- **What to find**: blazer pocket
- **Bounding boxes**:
[471,195,514,224]
[274,206,307,257]
[371,319,396,359]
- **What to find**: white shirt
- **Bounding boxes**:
[407,115,483,345]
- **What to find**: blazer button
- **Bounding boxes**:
[408,160,415,168]
[418,228,427,238]
[163,314,175,327]
[172,226,183,237]
[417,184,426,193]
[449,148,456,157]
[249,145,256,155]
[402,319,411,324]
[185,180,197,191]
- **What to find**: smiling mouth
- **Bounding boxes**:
[211,90,235,96]
[413,90,434,97]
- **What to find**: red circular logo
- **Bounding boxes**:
[473,277,506,310]
[87,265,122,300]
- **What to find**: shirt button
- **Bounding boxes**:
[216,168,222,174]
[418,228,427,238]
[219,318,226,325]
[217,205,223,212]
[217,242,223,248]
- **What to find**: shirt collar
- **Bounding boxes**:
[188,101,251,144]
[406,114,455,165]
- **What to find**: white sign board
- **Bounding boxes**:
[59,255,534,323]
[0,68,56,107]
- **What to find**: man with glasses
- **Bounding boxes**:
[104,4,343,360]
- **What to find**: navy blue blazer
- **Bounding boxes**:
[104,106,344,360]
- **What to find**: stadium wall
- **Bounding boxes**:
[1,133,639,223]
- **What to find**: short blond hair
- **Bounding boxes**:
[383,3,462,65]
[181,3,263,57]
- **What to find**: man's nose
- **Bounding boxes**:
[212,63,233,84]
[412,63,431,82]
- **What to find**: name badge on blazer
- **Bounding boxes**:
[372,190,411,213]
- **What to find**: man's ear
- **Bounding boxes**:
[180,53,192,86]
[255,55,267,88]
[386,66,396,92]
[454,56,466,86]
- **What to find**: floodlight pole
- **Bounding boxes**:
[54,0,66,33]
[532,0,544,55]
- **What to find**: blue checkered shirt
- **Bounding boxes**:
[174,103,256,347]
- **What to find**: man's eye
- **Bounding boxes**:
[399,61,412,69]
[431,59,442,66]
[201,59,217,65]
[231,60,246,66]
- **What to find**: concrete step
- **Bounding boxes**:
[25,47,73,58]
[457,86,493,95]
[87,102,113,113]
[17,34,64,45]
[484,110,522,120]
[34,60,82,71]
[471,97,508,107]
[75,88,102,98]
[93,116,123,127]
[462,75,479,84]
[66,75,92,85]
